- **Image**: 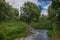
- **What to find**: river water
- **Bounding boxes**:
[34,29,49,40]
[15,29,50,40]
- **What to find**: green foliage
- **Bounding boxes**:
[56,30,60,37]
[47,30,54,37]
[51,1,60,10]
[0,21,27,40]
[30,16,53,30]
[0,0,19,22]
[47,30,60,38]
[48,6,56,21]
[20,2,41,24]
[48,0,60,38]
[48,0,60,29]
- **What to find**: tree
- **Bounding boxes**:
[52,0,60,10]
[20,2,41,24]
[30,15,53,30]
[0,0,19,21]
[48,0,60,39]
[48,0,60,29]
[48,6,56,21]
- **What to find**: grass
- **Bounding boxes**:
[47,30,53,37]
[47,30,60,40]
[0,21,27,40]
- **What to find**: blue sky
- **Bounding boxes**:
[38,1,52,15]
[5,0,52,15]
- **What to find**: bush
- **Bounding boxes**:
[47,30,54,37]
[20,2,40,24]
[0,21,27,40]
[47,30,60,38]
[30,20,53,30]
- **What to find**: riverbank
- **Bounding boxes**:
[47,30,60,40]
[0,21,60,40]
[0,21,50,40]
[0,21,27,40]
[15,27,49,40]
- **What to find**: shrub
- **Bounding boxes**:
[30,20,53,30]
[0,21,27,40]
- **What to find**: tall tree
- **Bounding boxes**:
[20,2,41,24]
[48,0,60,39]
[0,0,19,21]
[48,0,60,28]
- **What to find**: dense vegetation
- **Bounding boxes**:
[48,0,60,40]
[20,2,40,24]
[0,0,41,40]
[30,16,53,30]
[20,2,53,30]
[0,21,27,40]
[0,0,26,40]
[0,0,19,22]
[0,0,60,40]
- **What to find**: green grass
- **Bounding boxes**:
[47,30,53,37]
[47,30,60,38]
[0,21,27,40]
[55,30,60,37]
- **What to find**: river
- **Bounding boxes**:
[34,29,49,40]
[15,28,50,40]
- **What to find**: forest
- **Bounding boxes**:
[0,0,60,40]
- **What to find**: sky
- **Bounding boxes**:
[5,0,52,16]
[39,1,52,15]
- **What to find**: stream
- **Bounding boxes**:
[34,29,49,40]
[15,28,50,40]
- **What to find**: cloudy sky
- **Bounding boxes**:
[5,0,52,15]
[39,1,52,15]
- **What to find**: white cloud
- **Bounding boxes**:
[41,1,52,16]
[5,0,38,16]
[41,9,48,16]
[43,1,52,9]
[5,0,38,9]
[5,0,51,16]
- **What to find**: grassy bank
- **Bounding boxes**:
[0,21,27,40]
[30,22,60,40]
[47,30,60,40]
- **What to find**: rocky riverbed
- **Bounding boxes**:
[15,27,50,40]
